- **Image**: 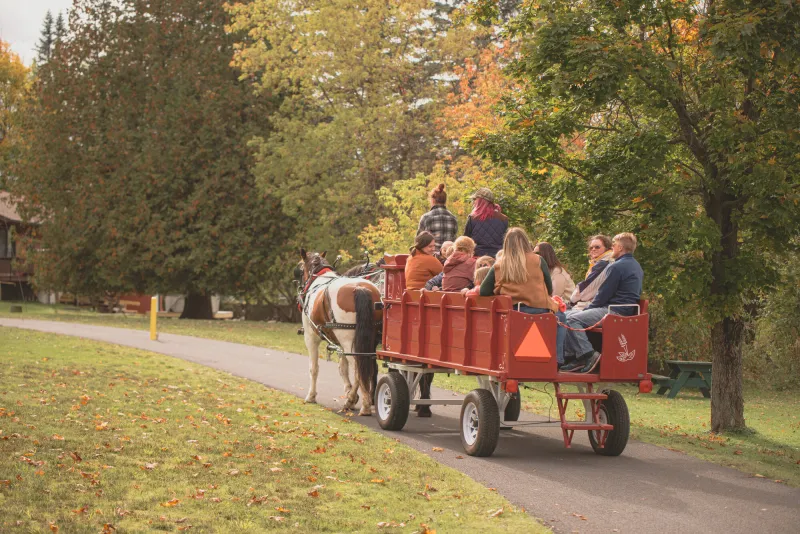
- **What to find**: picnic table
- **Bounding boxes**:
[651,360,712,399]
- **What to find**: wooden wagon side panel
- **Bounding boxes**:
[599,313,649,381]
[505,311,558,381]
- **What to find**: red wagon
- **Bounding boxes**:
[375,254,653,457]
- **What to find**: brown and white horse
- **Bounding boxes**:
[297,249,381,415]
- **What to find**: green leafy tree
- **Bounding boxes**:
[227,0,485,256]
[13,0,290,319]
[471,0,800,431]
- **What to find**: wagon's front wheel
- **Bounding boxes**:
[376,372,410,431]
[589,390,630,456]
[460,389,500,457]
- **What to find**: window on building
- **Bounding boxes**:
[0,226,14,259]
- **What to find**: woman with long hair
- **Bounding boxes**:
[534,242,575,301]
[417,183,458,253]
[405,231,443,290]
[463,188,508,258]
[569,234,614,311]
[480,228,566,366]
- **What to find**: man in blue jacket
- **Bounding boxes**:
[561,232,644,373]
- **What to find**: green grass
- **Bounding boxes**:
[434,374,800,487]
[0,302,310,354]
[4,302,799,487]
[0,328,547,534]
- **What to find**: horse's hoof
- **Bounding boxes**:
[358,408,372,416]
[304,395,317,404]
[417,407,432,418]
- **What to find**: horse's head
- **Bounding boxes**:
[296,248,329,286]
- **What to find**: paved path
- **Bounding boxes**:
[2,318,798,533]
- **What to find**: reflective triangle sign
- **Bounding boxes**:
[514,322,552,361]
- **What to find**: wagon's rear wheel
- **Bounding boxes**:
[589,390,630,456]
[376,372,410,431]
[460,389,500,457]
[503,391,521,422]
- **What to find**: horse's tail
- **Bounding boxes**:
[353,287,378,401]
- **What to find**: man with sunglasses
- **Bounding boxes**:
[561,233,644,373]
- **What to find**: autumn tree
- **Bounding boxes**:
[0,40,28,189]
[471,0,800,431]
[13,0,290,318]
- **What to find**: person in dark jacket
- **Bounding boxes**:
[464,187,508,258]
[561,233,644,373]
[417,184,458,253]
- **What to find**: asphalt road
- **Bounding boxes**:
[2,318,798,533]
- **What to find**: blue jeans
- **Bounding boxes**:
[564,307,609,361]
[517,305,567,365]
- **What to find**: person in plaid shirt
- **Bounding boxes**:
[417,183,458,253]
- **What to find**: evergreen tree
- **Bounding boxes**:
[14,0,289,319]
[54,12,67,45]
[35,11,54,64]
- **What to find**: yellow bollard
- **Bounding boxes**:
[150,296,158,341]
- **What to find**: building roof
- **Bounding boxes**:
[0,191,24,223]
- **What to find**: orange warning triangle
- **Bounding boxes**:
[515,322,552,361]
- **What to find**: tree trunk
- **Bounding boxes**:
[710,316,746,432]
[180,293,213,320]
[705,187,747,433]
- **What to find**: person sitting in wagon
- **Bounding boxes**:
[561,232,644,373]
[442,236,477,291]
[479,227,566,365]
[569,234,614,311]
[405,231,443,290]
[424,241,454,290]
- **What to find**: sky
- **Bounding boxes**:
[0,0,73,65]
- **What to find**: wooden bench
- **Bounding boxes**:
[652,360,712,399]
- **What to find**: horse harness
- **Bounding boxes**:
[297,265,380,358]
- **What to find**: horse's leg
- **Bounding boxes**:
[304,325,321,404]
[343,356,360,410]
[338,354,354,404]
[357,359,372,416]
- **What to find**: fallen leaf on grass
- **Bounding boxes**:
[371,479,385,484]
[95,422,109,431]
[101,524,116,533]
[52,434,65,441]
[160,499,180,507]
[228,469,240,476]
[275,507,291,513]
[177,526,192,531]
[734,450,743,455]
[417,492,430,501]
[72,507,87,515]
[307,490,319,498]
[361,505,371,510]
[269,516,285,522]
[753,474,766,478]
[420,526,436,534]
[176,518,188,524]
[432,447,443,452]
[35,470,45,476]
[141,463,157,470]
[270,467,283,473]
[49,524,58,533]
[488,508,504,518]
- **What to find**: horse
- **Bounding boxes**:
[296,249,381,415]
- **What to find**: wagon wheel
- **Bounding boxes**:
[504,391,521,422]
[589,390,630,456]
[375,372,410,431]
[460,389,500,457]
